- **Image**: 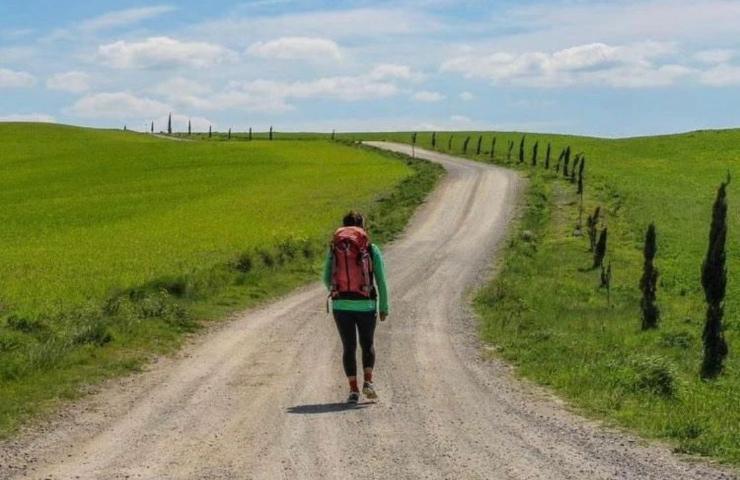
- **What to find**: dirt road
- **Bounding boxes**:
[2,143,734,479]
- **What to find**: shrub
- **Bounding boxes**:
[632,355,677,397]
[234,252,253,273]
[6,314,47,334]
[660,331,694,349]
[259,249,275,268]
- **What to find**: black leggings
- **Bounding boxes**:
[333,310,377,377]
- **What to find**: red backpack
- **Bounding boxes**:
[330,226,375,299]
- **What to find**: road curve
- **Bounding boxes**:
[2,143,735,479]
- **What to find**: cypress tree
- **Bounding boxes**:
[507,140,514,162]
[545,143,551,169]
[518,136,525,163]
[462,136,470,154]
[555,149,564,173]
[123,125,127,131]
[269,126,273,140]
[167,113,172,135]
[228,128,232,140]
[447,135,453,151]
[248,127,252,140]
[570,155,579,183]
[578,156,586,194]
[331,129,335,141]
[593,228,608,269]
[188,119,191,136]
[563,146,571,177]
[151,121,154,134]
[640,223,660,330]
[587,206,601,252]
[208,125,212,138]
[476,135,482,155]
[411,132,417,145]
[490,137,496,161]
[431,131,436,149]
[531,141,539,166]
[701,178,730,379]
[601,261,612,305]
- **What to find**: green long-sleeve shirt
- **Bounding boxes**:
[322,243,389,314]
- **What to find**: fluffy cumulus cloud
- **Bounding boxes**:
[68,92,170,119]
[0,67,36,88]
[46,71,91,93]
[441,42,693,88]
[247,37,341,61]
[413,90,445,102]
[0,113,55,122]
[97,37,237,69]
[459,91,474,101]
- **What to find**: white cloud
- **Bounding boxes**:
[0,113,55,123]
[247,37,341,61]
[80,6,176,32]
[0,68,36,88]
[46,71,91,93]
[369,63,423,81]
[700,64,740,86]
[459,91,474,101]
[69,92,171,119]
[694,49,735,64]
[413,90,445,102]
[97,37,237,69]
[441,42,690,88]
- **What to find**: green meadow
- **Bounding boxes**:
[355,130,740,464]
[0,123,442,435]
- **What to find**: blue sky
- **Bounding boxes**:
[1,0,739,137]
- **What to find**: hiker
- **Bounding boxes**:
[323,211,389,404]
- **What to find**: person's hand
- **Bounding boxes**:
[379,312,388,322]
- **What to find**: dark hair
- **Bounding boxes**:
[342,210,365,228]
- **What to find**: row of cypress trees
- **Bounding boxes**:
[423,130,731,379]
[148,114,271,141]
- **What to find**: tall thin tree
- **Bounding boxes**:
[593,228,608,269]
[167,113,172,135]
[701,177,730,378]
[269,126,273,140]
[462,136,471,154]
[640,223,660,330]
[151,121,154,134]
[228,127,232,140]
[476,135,482,155]
[248,127,252,141]
[188,119,191,136]
[490,137,496,161]
[578,156,586,194]
[507,140,514,162]
[545,143,551,169]
[208,125,212,138]
[431,131,437,149]
[518,136,526,163]
[531,141,539,166]
[563,146,571,177]
[447,135,453,151]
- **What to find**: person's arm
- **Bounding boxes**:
[371,244,389,316]
[322,248,332,290]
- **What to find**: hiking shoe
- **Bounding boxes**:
[362,382,378,400]
[347,391,360,404]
